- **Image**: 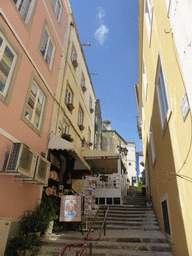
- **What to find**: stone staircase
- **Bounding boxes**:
[37,191,173,255]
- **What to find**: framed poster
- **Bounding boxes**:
[60,195,81,222]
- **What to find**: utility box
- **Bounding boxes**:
[0,218,11,255]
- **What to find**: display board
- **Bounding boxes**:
[84,176,96,215]
[60,195,81,222]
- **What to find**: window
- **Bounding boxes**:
[156,56,171,131]
[71,46,78,68]
[143,59,148,98]
[78,106,84,126]
[65,86,73,105]
[13,0,36,24]
[51,0,63,23]
[62,120,69,134]
[145,0,153,41]
[81,73,86,92]
[39,25,55,69]
[0,33,17,98]
[88,126,91,143]
[150,122,156,165]
[161,193,172,242]
[89,96,92,110]
[23,79,46,131]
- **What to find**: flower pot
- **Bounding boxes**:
[82,86,87,92]
[45,220,54,236]
[79,125,84,131]
[72,60,78,68]
[17,250,33,256]
[67,103,74,111]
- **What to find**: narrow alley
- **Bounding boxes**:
[37,191,173,256]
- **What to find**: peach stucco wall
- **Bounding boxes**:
[0,1,68,221]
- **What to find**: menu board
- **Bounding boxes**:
[84,176,96,215]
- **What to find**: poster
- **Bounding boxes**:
[60,195,81,222]
[84,176,97,215]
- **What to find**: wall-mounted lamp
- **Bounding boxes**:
[118,146,128,156]
[81,43,91,47]
[90,73,98,76]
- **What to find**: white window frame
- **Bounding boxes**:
[65,85,73,105]
[39,25,55,70]
[145,0,154,44]
[150,121,156,165]
[143,58,148,98]
[62,120,69,134]
[71,46,77,62]
[78,106,84,126]
[89,95,92,110]
[156,54,171,134]
[51,0,63,23]
[13,0,36,25]
[24,80,46,130]
[0,33,17,98]
[161,193,173,243]
[88,126,91,143]
[81,73,85,88]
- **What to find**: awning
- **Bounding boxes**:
[81,148,122,174]
[48,133,90,170]
[48,133,74,150]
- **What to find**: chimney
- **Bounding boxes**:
[103,120,111,130]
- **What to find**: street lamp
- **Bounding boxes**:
[118,146,128,156]
[81,43,91,46]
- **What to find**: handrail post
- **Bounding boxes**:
[89,242,92,256]
[104,208,106,236]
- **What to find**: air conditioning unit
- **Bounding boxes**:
[33,156,51,185]
[6,143,37,178]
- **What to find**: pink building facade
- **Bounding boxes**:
[0,0,69,238]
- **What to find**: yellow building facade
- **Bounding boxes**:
[50,10,96,172]
[136,0,192,255]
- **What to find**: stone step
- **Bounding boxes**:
[38,244,173,256]
[93,220,158,226]
[92,224,161,230]
[92,217,157,222]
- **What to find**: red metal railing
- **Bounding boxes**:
[59,206,109,256]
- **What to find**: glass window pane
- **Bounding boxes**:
[0,46,14,93]
[0,37,3,47]
[40,29,49,57]
[45,40,53,66]
[19,0,32,21]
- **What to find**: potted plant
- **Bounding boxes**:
[79,124,84,131]
[72,59,78,68]
[7,233,42,256]
[89,142,93,146]
[90,108,94,113]
[67,103,74,111]
[82,86,87,92]
[62,133,74,142]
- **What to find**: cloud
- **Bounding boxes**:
[97,7,105,21]
[94,7,108,45]
[94,24,109,45]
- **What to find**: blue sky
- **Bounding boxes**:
[70,0,143,152]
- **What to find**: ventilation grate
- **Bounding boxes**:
[37,158,47,179]
[6,143,21,171]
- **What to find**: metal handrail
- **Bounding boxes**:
[84,206,109,242]
[59,243,87,256]
[59,206,109,256]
